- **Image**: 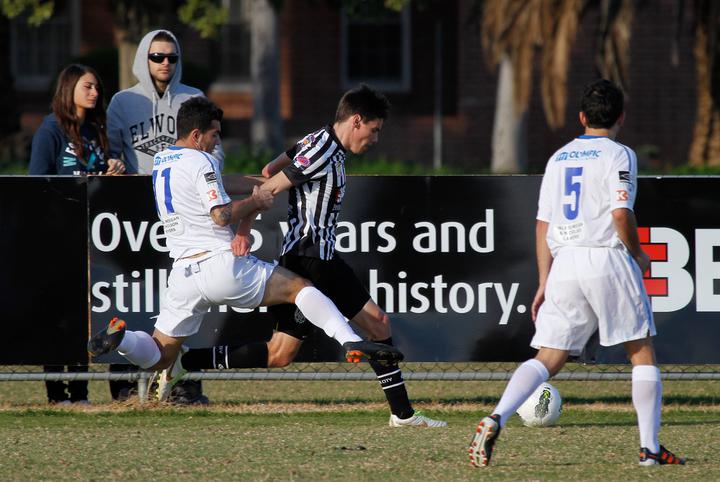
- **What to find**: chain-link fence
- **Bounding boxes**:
[4,363,719,403]
[4,363,720,381]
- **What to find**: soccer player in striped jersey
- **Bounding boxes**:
[88,97,403,394]
[181,85,446,428]
[468,79,685,467]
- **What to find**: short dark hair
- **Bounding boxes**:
[177,97,223,139]
[335,84,390,123]
[151,31,177,47]
[580,79,624,128]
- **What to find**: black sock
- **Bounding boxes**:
[368,337,414,419]
[182,343,269,370]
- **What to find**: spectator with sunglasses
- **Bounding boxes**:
[106,29,218,404]
[107,29,224,175]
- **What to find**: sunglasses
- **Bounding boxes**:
[148,53,179,64]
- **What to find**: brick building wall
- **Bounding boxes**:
[12,0,703,170]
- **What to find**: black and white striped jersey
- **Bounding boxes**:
[280,125,346,260]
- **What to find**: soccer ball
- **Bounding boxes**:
[516,382,562,427]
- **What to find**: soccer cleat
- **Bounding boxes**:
[468,414,502,467]
[87,317,126,357]
[343,340,404,366]
[639,445,686,465]
[152,345,189,402]
[389,411,448,428]
[167,380,210,405]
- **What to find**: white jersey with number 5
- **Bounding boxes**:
[537,135,638,257]
[152,145,232,265]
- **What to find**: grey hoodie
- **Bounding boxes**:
[107,29,223,174]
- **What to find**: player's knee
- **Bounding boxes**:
[288,276,313,300]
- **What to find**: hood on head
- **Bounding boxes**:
[132,29,183,99]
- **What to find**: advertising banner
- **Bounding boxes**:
[0,176,87,364]
[0,175,708,365]
[86,175,720,364]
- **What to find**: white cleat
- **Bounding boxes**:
[389,411,448,428]
[468,414,501,467]
[151,345,189,402]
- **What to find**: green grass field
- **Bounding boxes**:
[1,379,718,481]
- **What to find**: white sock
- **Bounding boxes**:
[632,365,661,453]
[493,359,550,427]
[117,330,161,369]
[294,286,362,345]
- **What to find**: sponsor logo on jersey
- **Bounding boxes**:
[555,150,601,161]
[618,170,631,183]
[296,156,310,167]
[207,189,218,201]
[204,172,218,183]
[153,152,182,165]
[302,134,315,146]
[616,189,629,201]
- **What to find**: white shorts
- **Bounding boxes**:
[155,251,276,337]
[531,246,655,356]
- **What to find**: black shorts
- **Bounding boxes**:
[269,254,371,340]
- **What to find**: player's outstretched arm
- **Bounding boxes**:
[260,170,294,196]
[223,175,266,195]
[262,152,293,178]
[210,187,273,227]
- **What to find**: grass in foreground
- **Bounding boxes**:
[0,380,718,481]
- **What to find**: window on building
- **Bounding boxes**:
[213,0,251,91]
[10,0,80,91]
[341,7,411,92]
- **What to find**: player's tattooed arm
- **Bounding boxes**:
[210,203,233,226]
[210,187,273,227]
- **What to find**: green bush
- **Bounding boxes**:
[221,149,473,175]
[222,146,275,174]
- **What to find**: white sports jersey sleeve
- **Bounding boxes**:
[608,143,637,211]
[537,136,638,256]
[152,146,233,264]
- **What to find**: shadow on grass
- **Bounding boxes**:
[445,394,720,406]
[559,419,720,428]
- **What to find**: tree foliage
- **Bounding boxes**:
[0,0,53,25]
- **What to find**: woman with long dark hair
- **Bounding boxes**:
[30,64,124,175]
[31,64,125,404]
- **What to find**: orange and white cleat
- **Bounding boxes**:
[342,341,403,366]
[469,414,502,467]
[639,445,686,465]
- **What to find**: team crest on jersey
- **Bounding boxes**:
[296,156,310,167]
